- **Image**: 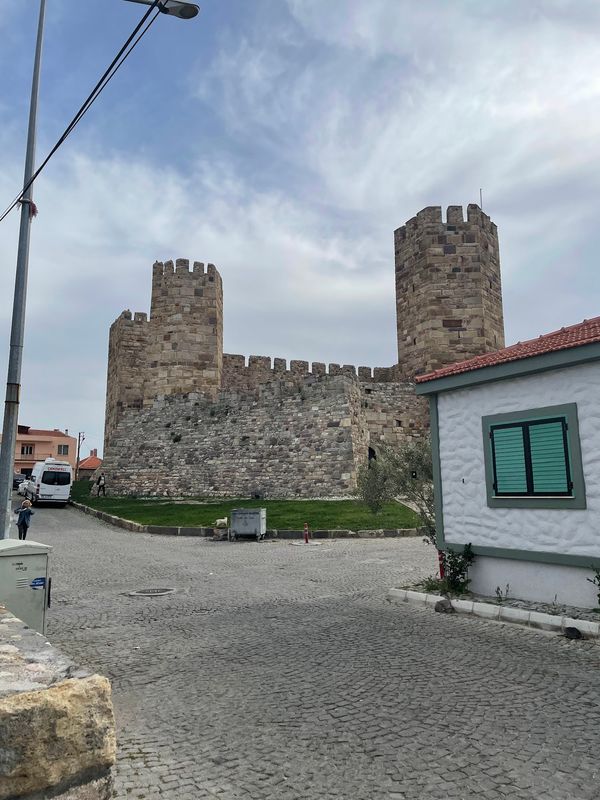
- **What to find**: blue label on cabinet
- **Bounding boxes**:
[30,577,46,589]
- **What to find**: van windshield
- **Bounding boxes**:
[41,471,70,486]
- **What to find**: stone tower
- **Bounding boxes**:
[395,204,504,377]
[104,258,223,447]
[144,259,223,402]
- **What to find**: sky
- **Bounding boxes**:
[1,0,600,458]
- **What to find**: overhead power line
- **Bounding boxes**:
[0,0,161,225]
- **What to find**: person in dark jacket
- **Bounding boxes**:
[15,499,34,540]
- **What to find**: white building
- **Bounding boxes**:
[416,317,600,608]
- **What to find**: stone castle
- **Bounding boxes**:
[101,204,504,497]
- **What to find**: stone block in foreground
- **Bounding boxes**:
[0,605,116,800]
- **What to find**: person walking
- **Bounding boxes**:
[15,499,34,541]
[96,473,106,497]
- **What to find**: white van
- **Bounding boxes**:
[26,458,72,507]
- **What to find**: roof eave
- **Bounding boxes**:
[415,340,600,395]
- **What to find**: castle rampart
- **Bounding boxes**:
[221,354,400,392]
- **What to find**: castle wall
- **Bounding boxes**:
[362,383,429,452]
[101,377,369,499]
[219,356,425,460]
[395,204,504,378]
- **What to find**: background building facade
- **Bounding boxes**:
[0,426,77,477]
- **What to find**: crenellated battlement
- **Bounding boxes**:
[221,353,399,391]
[395,204,496,245]
[112,310,148,328]
[152,258,220,277]
[149,259,222,327]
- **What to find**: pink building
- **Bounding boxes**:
[0,425,78,477]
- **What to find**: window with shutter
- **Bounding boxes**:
[529,420,570,494]
[491,426,527,494]
[490,417,571,497]
[482,403,586,509]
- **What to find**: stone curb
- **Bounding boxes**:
[71,502,151,534]
[387,588,600,641]
[273,528,420,540]
[70,503,421,540]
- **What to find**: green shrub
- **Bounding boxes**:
[418,544,475,596]
[356,459,392,514]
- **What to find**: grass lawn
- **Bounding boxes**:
[72,481,420,530]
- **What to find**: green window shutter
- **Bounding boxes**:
[492,426,528,494]
[529,421,569,493]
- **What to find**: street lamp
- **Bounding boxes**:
[125,0,200,19]
[0,0,46,539]
[0,0,199,538]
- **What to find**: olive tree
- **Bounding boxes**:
[356,437,436,548]
[355,457,392,515]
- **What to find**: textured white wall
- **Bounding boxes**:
[469,556,597,607]
[438,361,600,558]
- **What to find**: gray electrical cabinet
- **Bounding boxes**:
[229,508,267,541]
[0,540,51,634]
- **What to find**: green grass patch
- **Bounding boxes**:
[71,480,419,529]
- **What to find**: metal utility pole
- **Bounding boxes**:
[0,0,46,539]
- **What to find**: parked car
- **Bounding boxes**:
[12,473,27,490]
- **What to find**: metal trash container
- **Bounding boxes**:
[229,508,267,542]
[0,539,52,634]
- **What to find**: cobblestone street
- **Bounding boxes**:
[31,504,600,800]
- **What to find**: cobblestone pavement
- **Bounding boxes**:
[27,502,600,800]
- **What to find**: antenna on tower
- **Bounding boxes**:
[480,188,483,210]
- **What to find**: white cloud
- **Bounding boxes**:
[2,0,600,457]
[0,146,398,455]
[196,0,600,329]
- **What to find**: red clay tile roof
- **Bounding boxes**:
[416,316,600,383]
[78,455,102,470]
[21,428,73,438]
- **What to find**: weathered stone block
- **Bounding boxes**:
[0,675,116,796]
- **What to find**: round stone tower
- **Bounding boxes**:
[394,204,505,378]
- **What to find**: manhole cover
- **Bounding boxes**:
[290,542,321,547]
[127,588,177,597]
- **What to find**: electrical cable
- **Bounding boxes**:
[51,7,162,150]
[50,8,161,153]
[0,1,162,225]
